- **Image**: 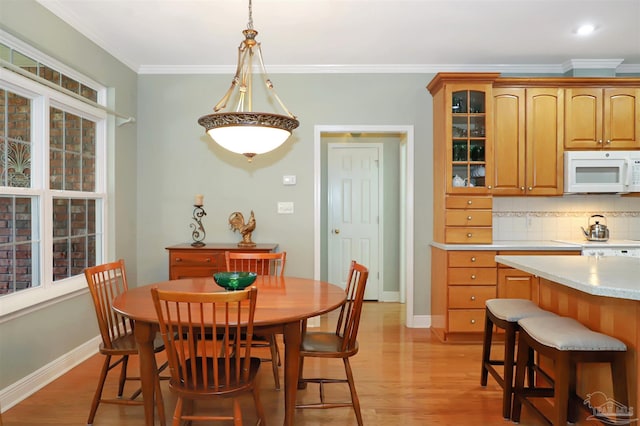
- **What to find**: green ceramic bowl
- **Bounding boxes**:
[213,271,257,291]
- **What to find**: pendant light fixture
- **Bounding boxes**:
[198,0,299,162]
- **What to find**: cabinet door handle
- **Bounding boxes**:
[606,139,611,145]
[487,185,492,189]
[470,295,476,301]
[528,186,533,191]
[598,139,603,144]
[470,256,476,262]
[520,186,525,191]
[470,319,476,324]
[471,274,476,279]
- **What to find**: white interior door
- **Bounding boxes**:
[328,143,380,300]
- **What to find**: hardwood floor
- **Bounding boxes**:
[2,302,598,425]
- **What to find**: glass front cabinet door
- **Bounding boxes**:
[447,84,493,193]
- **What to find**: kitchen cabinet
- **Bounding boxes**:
[497,250,580,304]
[565,87,640,150]
[431,247,497,342]
[428,73,500,245]
[443,196,492,244]
[492,87,564,196]
[166,243,278,280]
[431,247,581,343]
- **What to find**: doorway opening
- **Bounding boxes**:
[314,125,415,327]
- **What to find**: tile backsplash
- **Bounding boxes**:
[493,195,640,241]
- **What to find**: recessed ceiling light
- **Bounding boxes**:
[576,24,596,36]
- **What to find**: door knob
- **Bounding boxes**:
[333,229,340,234]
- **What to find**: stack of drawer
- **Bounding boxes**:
[447,250,497,333]
[444,196,493,244]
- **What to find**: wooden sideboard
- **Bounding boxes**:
[166,243,279,279]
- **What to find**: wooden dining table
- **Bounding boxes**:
[112,275,346,426]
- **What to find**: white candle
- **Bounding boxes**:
[194,194,204,206]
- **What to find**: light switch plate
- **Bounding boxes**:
[277,202,294,214]
[283,175,297,185]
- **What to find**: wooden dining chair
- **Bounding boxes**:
[84,259,167,426]
[225,250,286,389]
[151,286,266,426]
[296,261,369,426]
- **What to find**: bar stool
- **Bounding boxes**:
[480,298,557,419]
[512,316,628,425]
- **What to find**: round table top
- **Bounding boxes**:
[113,275,346,327]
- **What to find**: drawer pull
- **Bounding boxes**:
[470,256,476,262]
[467,215,472,221]
[470,319,476,324]
[470,295,476,301]
[206,258,211,263]
[471,274,476,279]
[467,233,472,238]
[467,200,472,205]
[176,257,182,262]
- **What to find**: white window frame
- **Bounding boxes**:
[0,33,108,319]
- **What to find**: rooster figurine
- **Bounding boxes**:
[228,210,256,247]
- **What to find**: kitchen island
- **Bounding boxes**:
[496,255,640,417]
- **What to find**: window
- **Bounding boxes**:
[0,31,107,315]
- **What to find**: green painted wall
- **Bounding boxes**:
[0,0,138,390]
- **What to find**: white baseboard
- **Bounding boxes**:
[410,314,431,328]
[0,335,100,412]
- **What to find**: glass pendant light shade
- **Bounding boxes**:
[198,0,299,162]
[199,111,299,160]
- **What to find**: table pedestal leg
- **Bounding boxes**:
[282,321,302,426]
[134,322,164,426]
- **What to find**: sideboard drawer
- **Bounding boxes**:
[166,243,279,280]
[170,251,224,267]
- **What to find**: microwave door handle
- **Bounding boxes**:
[625,159,632,188]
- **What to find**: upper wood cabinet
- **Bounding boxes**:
[428,73,500,244]
[492,87,564,195]
[565,87,640,150]
[428,74,498,196]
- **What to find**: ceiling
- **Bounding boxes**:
[36,0,640,74]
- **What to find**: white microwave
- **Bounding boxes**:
[564,151,640,194]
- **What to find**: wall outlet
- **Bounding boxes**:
[277,202,294,214]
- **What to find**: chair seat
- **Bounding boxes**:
[176,357,261,395]
[518,316,627,351]
[99,333,165,355]
[301,332,359,357]
[486,298,556,322]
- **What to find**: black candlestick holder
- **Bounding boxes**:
[190,205,206,247]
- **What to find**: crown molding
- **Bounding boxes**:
[138,63,572,75]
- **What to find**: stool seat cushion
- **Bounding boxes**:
[518,316,627,352]
[486,299,556,322]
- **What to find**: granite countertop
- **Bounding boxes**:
[430,240,583,251]
[496,255,640,301]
